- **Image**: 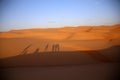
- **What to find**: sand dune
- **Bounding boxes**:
[0,25,120,80]
[0,24,120,59]
[0,24,120,39]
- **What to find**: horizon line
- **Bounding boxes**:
[0,24,120,32]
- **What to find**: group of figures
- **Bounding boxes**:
[45,44,60,52]
[21,43,60,55]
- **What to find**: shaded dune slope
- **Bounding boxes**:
[0,45,119,68]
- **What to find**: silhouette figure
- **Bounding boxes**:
[52,45,55,52]
[56,44,60,51]
[33,48,39,54]
[44,44,49,51]
[52,44,60,52]
[21,44,31,55]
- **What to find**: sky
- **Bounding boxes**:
[0,0,120,31]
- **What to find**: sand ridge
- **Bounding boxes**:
[0,24,120,59]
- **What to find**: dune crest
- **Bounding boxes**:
[0,24,120,40]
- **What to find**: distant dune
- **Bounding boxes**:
[0,24,120,59]
[0,24,120,39]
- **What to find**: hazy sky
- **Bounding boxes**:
[1,0,120,31]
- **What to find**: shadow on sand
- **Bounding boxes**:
[0,45,120,68]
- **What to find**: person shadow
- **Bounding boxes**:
[33,48,39,54]
[20,45,40,55]
[52,44,60,52]
[20,44,32,55]
[44,44,49,52]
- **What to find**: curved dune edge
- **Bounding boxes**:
[0,24,120,40]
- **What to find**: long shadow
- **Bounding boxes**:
[52,44,60,52]
[44,44,49,51]
[20,44,32,55]
[0,45,120,68]
[33,48,39,54]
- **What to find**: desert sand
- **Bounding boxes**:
[0,24,120,80]
[0,24,120,58]
[1,63,119,80]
